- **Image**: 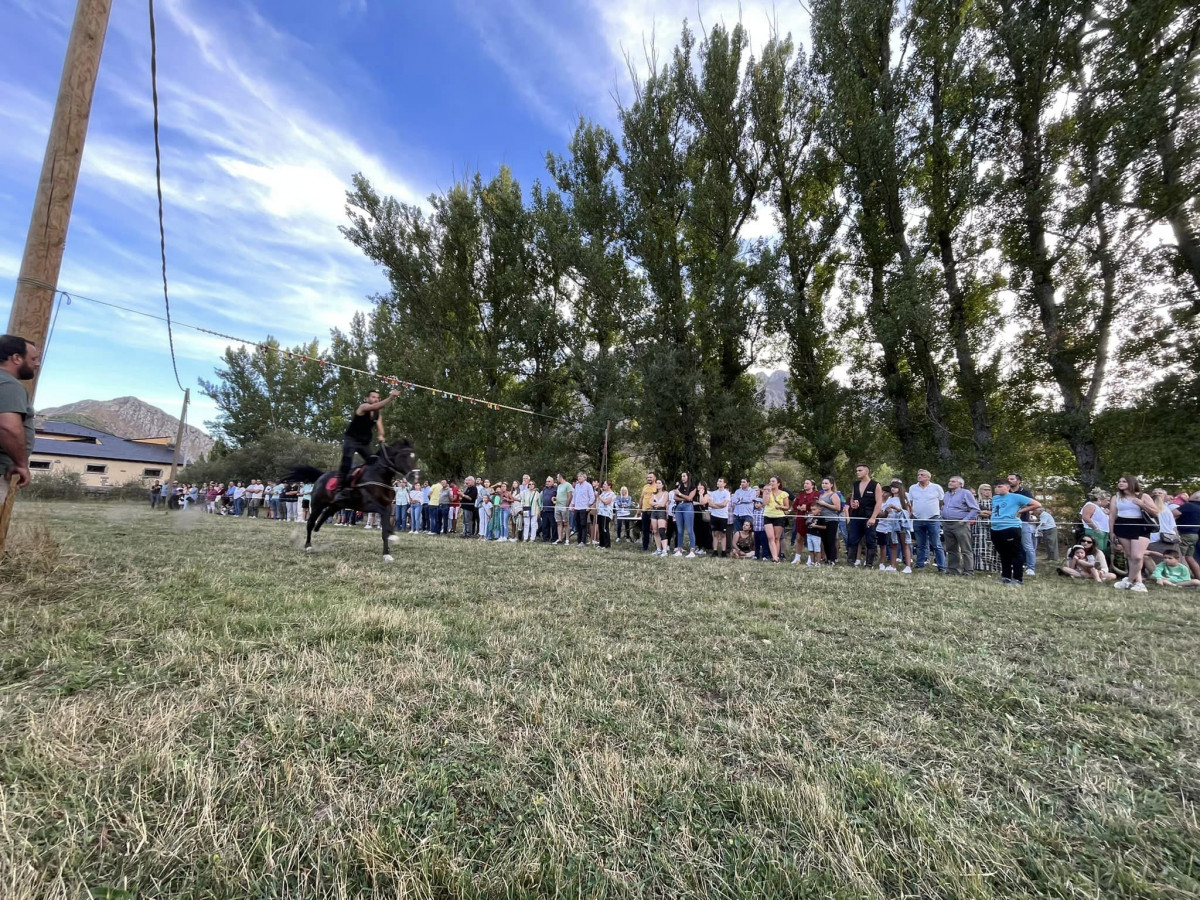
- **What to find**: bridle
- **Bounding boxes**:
[372,443,416,480]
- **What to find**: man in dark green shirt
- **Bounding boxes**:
[0,334,40,506]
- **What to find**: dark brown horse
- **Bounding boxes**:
[285,439,417,561]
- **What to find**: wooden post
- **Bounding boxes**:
[0,475,19,555]
[8,0,113,401]
[164,388,189,510]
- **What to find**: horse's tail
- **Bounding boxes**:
[284,464,325,484]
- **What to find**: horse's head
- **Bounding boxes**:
[379,439,418,479]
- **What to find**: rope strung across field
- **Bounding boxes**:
[13,277,602,431]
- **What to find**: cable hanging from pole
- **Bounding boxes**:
[147,0,185,393]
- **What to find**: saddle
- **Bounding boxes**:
[327,466,365,493]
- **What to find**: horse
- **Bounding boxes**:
[285,439,418,561]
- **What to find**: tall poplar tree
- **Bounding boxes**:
[749,34,845,476]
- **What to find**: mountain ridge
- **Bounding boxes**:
[38,396,214,464]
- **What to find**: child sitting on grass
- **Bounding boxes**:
[1059,544,1117,582]
[1150,548,1200,588]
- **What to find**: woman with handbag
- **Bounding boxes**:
[1108,475,1159,593]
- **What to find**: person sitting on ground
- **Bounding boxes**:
[730,519,756,559]
[1058,540,1117,582]
[1150,547,1200,588]
[1142,487,1181,573]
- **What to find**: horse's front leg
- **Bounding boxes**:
[305,501,321,550]
[365,501,394,562]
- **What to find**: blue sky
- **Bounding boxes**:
[1,0,808,428]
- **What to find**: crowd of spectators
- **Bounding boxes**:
[153,468,1200,589]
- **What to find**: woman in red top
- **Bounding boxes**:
[790,479,820,564]
[449,481,461,533]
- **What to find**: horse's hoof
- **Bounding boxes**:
[388,533,399,544]
[383,554,394,563]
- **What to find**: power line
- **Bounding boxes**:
[147,0,184,393]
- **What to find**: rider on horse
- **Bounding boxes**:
[332,388,400,506]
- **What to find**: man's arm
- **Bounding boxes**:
[357,389,401,416]
[869,482,883,524]
[376,415,386,443]
[0,411,30,487]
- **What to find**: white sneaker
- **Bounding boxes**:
[687,551,696,559]
[854,559,863,567]
[696,549,705,556]
[1129,582,1148,593]
[902,566,912,574]
[879,563,886,571]
[886,566,896,572]
[792,554,801,565]
[1115,577,1131,590]
[673,549,683,557]
[1025,567,1037,577]
[806,559,815,566]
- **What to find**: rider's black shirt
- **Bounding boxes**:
[345,407,377,443]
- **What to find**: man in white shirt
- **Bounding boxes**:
[907,469,946,572]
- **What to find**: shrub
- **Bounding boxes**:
[18,472,85,501]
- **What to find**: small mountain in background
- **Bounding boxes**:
[38,396,214,464]
[755,370,789,409]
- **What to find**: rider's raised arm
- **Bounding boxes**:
[358,389,401,415]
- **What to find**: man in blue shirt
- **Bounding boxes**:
[1008,473,1037,575]
[941,475,980,576]
[570,472,596,545]
[731,478,757,535]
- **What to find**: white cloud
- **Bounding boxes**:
[587,0,811,77]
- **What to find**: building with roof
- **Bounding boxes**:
[30,420,179,488]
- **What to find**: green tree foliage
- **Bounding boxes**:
[812,0,954,468]
[181,430,339,485]
[199,337,336,447]
[906,0,1003,472]
[543,121,643,472]
[749,34,844,475]
[195,5,1200,494]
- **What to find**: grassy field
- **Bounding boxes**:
[1,503,1198,899]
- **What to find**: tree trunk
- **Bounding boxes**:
[938,229,993,470]
[1015,86,1100,491]
[929,62,994,470]
[870,262,919,460]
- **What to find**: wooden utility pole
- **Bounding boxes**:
[8,0,113,401]
[164,388,189,510]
